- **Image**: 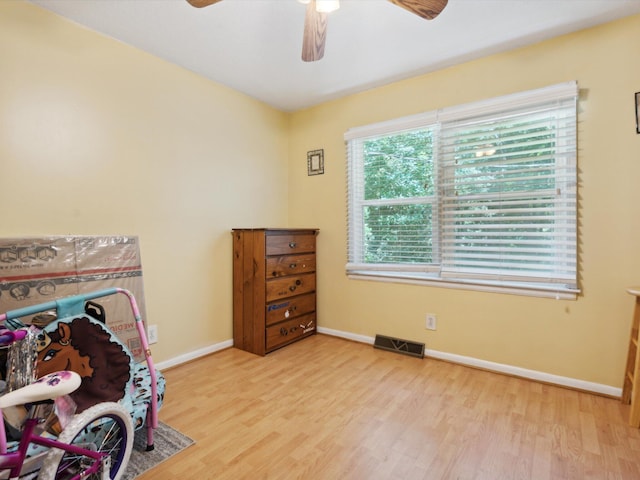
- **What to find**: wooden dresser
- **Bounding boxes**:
[232,228,319,355]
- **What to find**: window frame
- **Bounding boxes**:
[345,82,579,300]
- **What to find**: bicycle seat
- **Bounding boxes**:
[0,371,81,409]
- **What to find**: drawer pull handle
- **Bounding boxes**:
[289,263,297,269]
[290,326,297,333]
[280,327,288,336]
[284,305,297,319]
[272,271,278,277]
[289,242,297,249]
[289,280,302,292]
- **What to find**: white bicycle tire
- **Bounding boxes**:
[38,402,134,480]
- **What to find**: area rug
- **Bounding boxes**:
[122,422,195,480]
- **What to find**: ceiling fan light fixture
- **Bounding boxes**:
[315,0,340,13]
[191,0,448,63]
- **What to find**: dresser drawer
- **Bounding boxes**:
[266,313,316,351]
[266,292,316,327]
[266,273,315,302]
[266,254,316,278]
[265,233,316,256]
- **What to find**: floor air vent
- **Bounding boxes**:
[373,334,425,359]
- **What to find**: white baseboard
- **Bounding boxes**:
[154,339,233,371]
[317,326,622,398]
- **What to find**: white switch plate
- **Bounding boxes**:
[147,324,158,344]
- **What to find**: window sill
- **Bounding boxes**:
[347,271,579,300]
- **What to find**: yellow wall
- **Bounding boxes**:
[0,1,290,362]
[289,14,640,388]
[3,0,640,389]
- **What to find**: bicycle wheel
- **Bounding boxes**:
[39,402,134,480]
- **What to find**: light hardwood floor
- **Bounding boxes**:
[139,334,640,479]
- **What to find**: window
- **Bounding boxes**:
[345,82,579,298]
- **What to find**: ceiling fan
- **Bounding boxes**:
[185,0,449,62]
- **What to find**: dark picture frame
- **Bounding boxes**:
[636,92,640,134]
[307,149,324,176]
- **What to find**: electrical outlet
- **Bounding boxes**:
[147,324,158,344]
[426,314,437,330]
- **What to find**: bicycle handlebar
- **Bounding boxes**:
[2,288,121,321]
[0,329,27,347]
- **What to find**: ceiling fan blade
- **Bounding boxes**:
[387,0,448,20]
[185,0,223,8]
[302,0,328,62]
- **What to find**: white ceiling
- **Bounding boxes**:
[28,0,640,112]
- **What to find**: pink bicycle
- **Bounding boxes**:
[0,328,133,479]
[0,287,164,479]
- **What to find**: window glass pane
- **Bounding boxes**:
[363,129,435,200]
[442,110,565,197]
[364,203,433,264]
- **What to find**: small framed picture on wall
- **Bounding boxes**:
[636,92,640,134]
[307,149,324,176]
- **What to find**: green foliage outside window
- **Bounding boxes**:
[362,129,434,264]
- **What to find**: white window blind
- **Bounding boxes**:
[345,82,579,297]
